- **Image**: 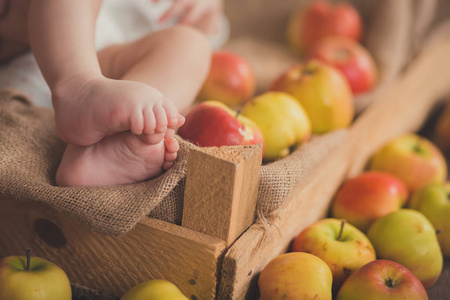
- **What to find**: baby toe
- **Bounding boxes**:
[163,101,180,129]
[142,105,156,135]
[164,136,180,154]
[153,104,168,133]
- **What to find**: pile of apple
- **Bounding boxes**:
[258,133,449,299]
[179,0,378,163]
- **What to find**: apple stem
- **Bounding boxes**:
[385,278,395,288]
[26,248,32,271]
[413,137,423,154]
[436,229,442,235]
[235,110,241,118]
[337,219,346,241]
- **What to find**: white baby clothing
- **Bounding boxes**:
[0,0,229,107]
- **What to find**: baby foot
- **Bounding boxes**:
[55,131,180,187]
[52,74,184,146]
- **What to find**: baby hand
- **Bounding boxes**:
[157,0,223,34]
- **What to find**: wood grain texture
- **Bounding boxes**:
[217,34,450,300]
[218,134,352,299]
[0,196,226,299]
[182,146,262,245]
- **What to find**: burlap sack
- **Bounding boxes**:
[0,0,444,236]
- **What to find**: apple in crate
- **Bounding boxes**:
[309,36,377,95]
[409,183,450,257]
[0,249,72,300]
[197,51,256,107]
[369,133,447,191]
[287,0,362,56]
[291,218,376,292]
[336,260,428,300]
[241,92,311,161]
[367,209,443,288]
[121,279,188,300]
[331,171,408,233]
[177,100,264,150]
[258,252,333,300]
[270,60,354,134]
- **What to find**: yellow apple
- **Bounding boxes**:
[270,60,354,134]
[258,252,333,300]
[0,249,72,300]
[409,183,450,257]
[367,209,443,288]
[369,133,447,191]
[121,279,188,300]
[291,218,376,293]
[241,92,311,161]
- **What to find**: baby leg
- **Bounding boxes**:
[56,26,212,186]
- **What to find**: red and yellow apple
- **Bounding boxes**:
[258,252,333,300]
[287,0,362,56]
[367,209,443,288]
[197,51,256,107]
[369,133,447,192]
[331,171,408,233]
[177,100,264,151]
[121,279,188,300]
[241,92,311,161]
[309,36,377,95]
[0,249,72,300]
[409,183,450,257]
[270,60,354,134]
[336,260,428,300]
[291,218,376,292]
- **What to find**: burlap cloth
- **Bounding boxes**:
[0,0,447,236]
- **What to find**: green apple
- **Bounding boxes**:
[367,209,443,288]
[0,249,72,300]
[258,252,333,300]
[241,91,311,161]
[291,218,376,292]
[409,183,450,257]
[369,133,447,191]
[336,259,428,300]
[270,59,354,134]
[121,279,188,300]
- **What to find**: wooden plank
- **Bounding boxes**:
[218,34,450,300]
[347,33,450,177]
[0,196,227,299]
[182,145,262,245]
[218,135,351,299]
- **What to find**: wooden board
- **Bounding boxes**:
[0,196,226,299]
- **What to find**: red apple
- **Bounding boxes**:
[369,133,447,192]
[331,171,408,233]
[270,59,354,134]
[336,260,428,300]
[309,36,377,95]
[287,0,362,55]
[177,100,264,150]
[197,51,256,107]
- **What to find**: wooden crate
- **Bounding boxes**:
[2,2,450,300]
